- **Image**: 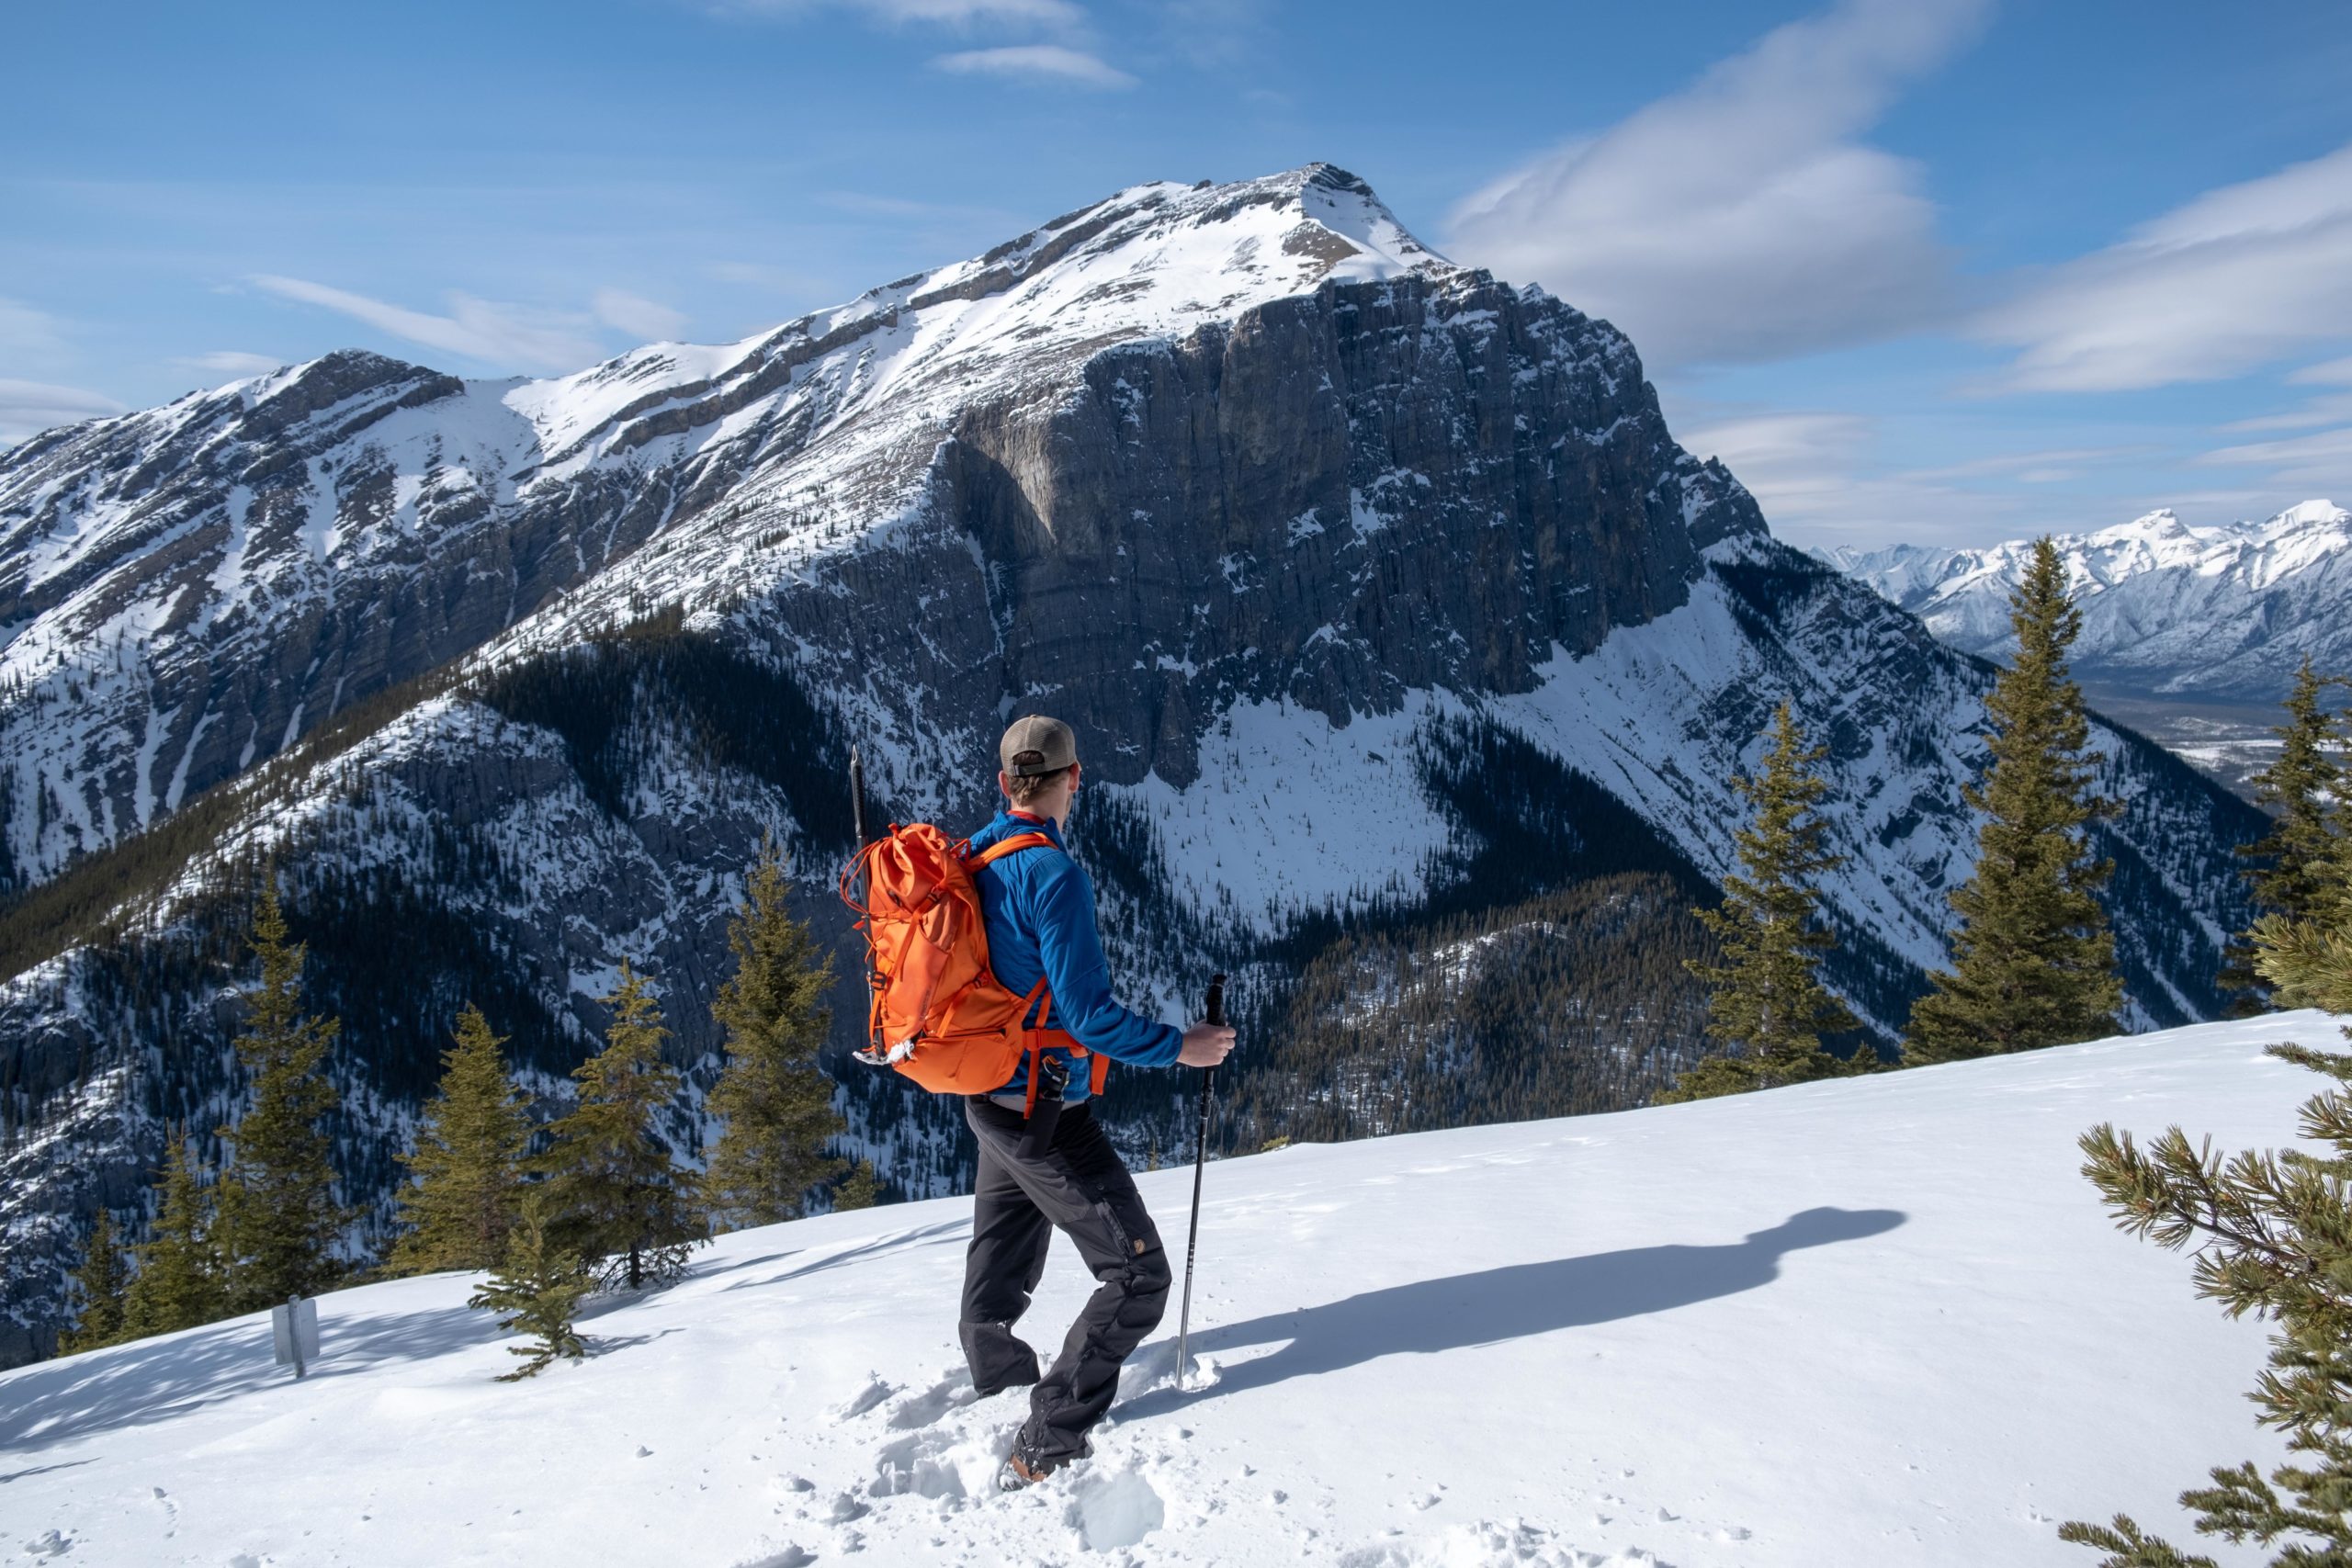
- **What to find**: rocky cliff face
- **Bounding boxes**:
[0,165,2262,1367]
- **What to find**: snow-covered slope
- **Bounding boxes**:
[1823,500,2352,705]
[3,1012,2323,1568]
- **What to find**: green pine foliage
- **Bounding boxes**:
[1661,702,1861,1102]
[1905,538,2124,1063]
[60,1209,130,1354]
[834,1159,880,1211]
[468,1191,592,1382]
[2064,997,2352,1563]
[389,1004,531,1276]
[700,841,846,1229]
[214,878,352,1311]
[537,963,704,1290]
[120,1126,225,1338]
[2223,660,2347,1004]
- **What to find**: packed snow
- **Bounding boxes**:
[5,1012,2326,1567]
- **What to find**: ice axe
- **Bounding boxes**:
[1174,971,1226,1392]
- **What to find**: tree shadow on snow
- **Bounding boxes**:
[0,1301,496,1454]
[720,1219,970,1294]
[1127,1206,1905,1415]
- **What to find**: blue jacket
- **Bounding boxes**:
[968,809,1184,1102]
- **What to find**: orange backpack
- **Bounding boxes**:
[839,823,1109,1111]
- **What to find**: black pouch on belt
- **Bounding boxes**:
[1017,1052,1070,1160]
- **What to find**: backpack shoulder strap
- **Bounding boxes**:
[967,831,1058,871]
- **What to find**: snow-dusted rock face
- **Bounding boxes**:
[1823,500,2352,704]
[0,165,2263,1366]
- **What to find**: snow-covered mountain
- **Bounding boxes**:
[1824,500,2352,705]
[0,1012,2319,1567]
[0,165,2264,1365]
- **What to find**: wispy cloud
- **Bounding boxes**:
[2198,423,2352,489]
[715,0,1084,23]
[0,298,71,362]
[1446,0,1987,368]
[0,378,125,446]
[932,43,1134,87]
[592,288,689,342]
[175,350,286,378]
[1978,141,2352,392]
[251,275,606,373]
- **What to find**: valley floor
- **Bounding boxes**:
[4,1015,2334,1567]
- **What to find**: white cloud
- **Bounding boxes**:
[592,288,689,342]
[0,378,125,446]
[1445,0,1985,368]
[933,43,1135,88]
[176,350,286,378]
[0,298,71,363]
[1978,142,2352,392]
[2291,354,2352,386]
[251,275,605,373]
[714,0,1085,27]
[2198,423,2352,489]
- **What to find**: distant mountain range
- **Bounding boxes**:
[1821,501,2352,789]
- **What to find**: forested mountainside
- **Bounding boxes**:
[0,164,2263,1364]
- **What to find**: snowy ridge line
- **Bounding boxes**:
[0,164,1455,889]
[1823,498,2352,704]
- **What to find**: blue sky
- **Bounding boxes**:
[4,0,2348,547]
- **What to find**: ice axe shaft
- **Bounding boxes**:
[1175,972,1226,1392]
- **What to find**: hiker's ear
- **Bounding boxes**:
[998,770,1013,799]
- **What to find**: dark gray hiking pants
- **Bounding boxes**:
[960,1097,1170,1461]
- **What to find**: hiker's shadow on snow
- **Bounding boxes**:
[1128,1206,1905,1414]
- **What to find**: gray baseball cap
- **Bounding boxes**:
[1000,715,1078,777]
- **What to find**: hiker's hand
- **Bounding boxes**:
[1179,1021,1236,1067]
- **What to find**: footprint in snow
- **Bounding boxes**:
[887,1373,978,1430]
[731,1548,815,1568]
[836,1374,898,1419]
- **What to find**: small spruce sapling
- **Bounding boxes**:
[1661,701,1860,1102]
[389,1004,531,1276]
[121,1126,225,1338]
[700,841,847,1229]
[215,877,352,1310]
[468,1192,591,1382]
[60,1209,130,1354]
[834,1159,880,1211]
[537,964,704,1289]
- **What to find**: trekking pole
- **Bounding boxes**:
[848,746,868,852]
[1174,972,1226,1393]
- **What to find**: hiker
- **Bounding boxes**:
[962,716,1235,1486]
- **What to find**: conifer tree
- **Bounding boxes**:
[834,1159,880,1211]
[389,1005,531,1276]
[2222,659,2347,1002]
[537,964,703,1290]
[1905,538,2123,1063]
[215,879,352,1311]
[60,1209,129,1354]
[468,1191,591,1382]
[121,1127,224,1338]
[2064,915,2352,1567]
[1662,702,1861,1102]
[701,843,846,1229]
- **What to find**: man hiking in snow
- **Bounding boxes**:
[963,715,1235,1487]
